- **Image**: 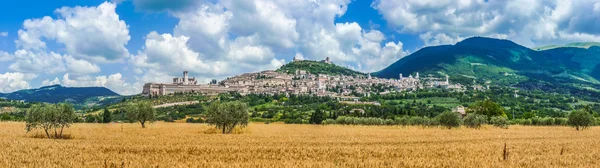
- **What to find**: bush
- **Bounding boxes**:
[409,116,425,126]
[542,118,555,126]
[490,116,509,129]
[463,113,487,129]
[395,116,410,126]
[437,111,461,129]
[322,119,336,125]
[554,118,568,126]
[568,110,594,131]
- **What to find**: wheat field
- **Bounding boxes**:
[1,122,600,167]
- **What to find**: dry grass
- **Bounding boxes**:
[1,122,600,167]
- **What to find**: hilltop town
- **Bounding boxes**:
[142,57,462,99]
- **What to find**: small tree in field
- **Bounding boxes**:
[102,108,112,123]
[206,101,249,134]
[125,102,156,128]
[437,111,461,129]
[568,110,594,131]
[25,103,76,139]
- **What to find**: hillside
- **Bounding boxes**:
[534,42,600,51]
[375,37,600,95]
[0,85,121,104]
[276,60,365,76]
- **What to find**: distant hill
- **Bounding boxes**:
[375,37,600,95]
[534,42,600,51]
[0,85,121,104]
[276,60,365,76]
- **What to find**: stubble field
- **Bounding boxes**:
[1,122,600,167]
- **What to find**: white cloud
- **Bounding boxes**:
[373,0,600,47]
[0,32,7,37]
[0,72,37,93]
[16,2,130,62]
[0,51,11,62]
[8,50,100,75]
[9,50,66,74]
[41,77,61,86]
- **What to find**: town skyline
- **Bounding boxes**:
[1,0,600,95]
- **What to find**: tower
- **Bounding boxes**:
[416,72,420,79]
[399,73,403,80]
[446,75,449,83]
[183,71,189,85]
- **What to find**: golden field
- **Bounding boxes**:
[1,122,600,168]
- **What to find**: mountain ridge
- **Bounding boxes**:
[375,36,600,95]
[0,84,121,104]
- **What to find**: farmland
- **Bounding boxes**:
[1,122,600,167]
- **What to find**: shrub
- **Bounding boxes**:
[437,111,461,129]
[322,119,336,125]
[523,119,532,126]
[336,116,348,125]
[463,113,487,129]
[490,116,509,129]
[542,118,555,126]
[409,116,424,126]
[384,119,395,126]
[531,117,542,126]
[568,110,594,131]
[395,116,410,126]
[554,118,568,126]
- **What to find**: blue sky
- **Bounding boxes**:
[1,0,599,95]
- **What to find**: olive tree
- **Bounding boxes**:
[463,113,487,129]
[25,103,76,139]
[437,111,461,129]
[206,101,249,134]
[568,110,594,131]
[467,99,506,118]
[125,102,156,128]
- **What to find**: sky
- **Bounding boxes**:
[1,0,600,95]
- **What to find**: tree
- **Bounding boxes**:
[125,102,156,128]
[310,108,325,124]
[568,110,594,131]
[467,99,506,118]
[206,101,249,134]
[25,103,76,139]
[102,108,112,123]
[437,111,461,129]
[463,113,487,129]
[490,116,509,129]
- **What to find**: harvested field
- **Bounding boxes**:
[1,122,599,167]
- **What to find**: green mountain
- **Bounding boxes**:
[375,37,600,95]
[534,42,600,51]
[0,84,121,104]
[276,60,365,76]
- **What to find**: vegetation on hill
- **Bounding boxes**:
[0,85,121,105]
[375,37,600,97]
[276,60,365,76]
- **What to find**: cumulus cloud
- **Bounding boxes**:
[0,72,37,93]
[157,0,406,74]
[372,0,600,47]
[0,32,7,37]
[8,50,100,75]
[16,2,130,62]
[0,51,11,62]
